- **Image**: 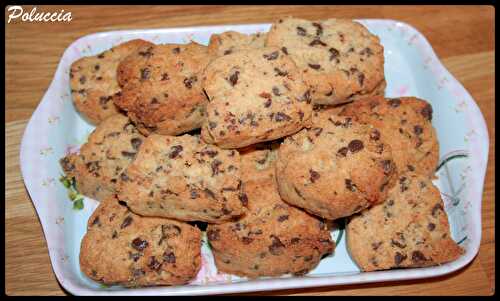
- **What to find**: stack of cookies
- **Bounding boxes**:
[61,17,463,288]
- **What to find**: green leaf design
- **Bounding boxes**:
[73,198,84,210]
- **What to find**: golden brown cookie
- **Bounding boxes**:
[275,109,397,220]
[207,146,333,278]
[80,195,202,287]
[208,31,267,57]
[346,172,463,271]
[266,17,386,105]
[115,42,212,135]
[340,96,439,176]
[201,47,313,149]
[117,134,246,223]
[70,39,153,124]
[59,114,145,201]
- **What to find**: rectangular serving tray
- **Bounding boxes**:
[20,19,489,295]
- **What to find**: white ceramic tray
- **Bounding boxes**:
[20,19,489,295]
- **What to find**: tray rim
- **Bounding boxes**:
[19,18,489,295]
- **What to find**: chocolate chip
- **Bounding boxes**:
[112,230,118,239]
[161,73,169,81]
[313,127,323,137]
[91,216,100,227]
[138,47,154,57]
[348,140,364,153]
[329,48,340,61]
[238,193,248,206]
[190,190,199,199]
[163,251,176,263]
[207,229,220,241]
[263,51,279,60]
[200,149,218,158]
[129,252,141,262]
[140,68,151,80]
[382,160,394,175]
[264,99,272,108]
[411,251,427,263]
[337,147,349,157]
[358,73,365,86]
[371,241,383,251]
[172,47,180,54]
[309,38,327,47]
[86,161,100,173]
[275,112,291,122]
[308,63,321,70]
[370,129,381,141]
[407,165,415,171]
[131,138,142,150]
[121,216,133,229]
[241,237,254,244]
[298,90,312,103]
[269,235,285,255]
[120,172,129,182]
[99,96,112,106]
[211,159,222,176]
[391,239,407,249]
[432,203,443,217]
[272,86,280,96]
[97,53,105,59]
[203,188,216,199]
[274,67,288,77]
[148,256,162,271]
[399,177,409,192]
[60,157,75,172]
[388,98,401,107]
[209,121,217,129]
[278,215,289,222]
[169,145,183,159]
[281,47,288,55]
[414,125,423,135]
[291,237,300,244]
[132,269,145,278]
[427,223,436,231]
[309,169,320,183]
[121,151,136,158]
[223,49,232,55]
[131,237,148,251]
[79,76,86,84]
[421,104,433,121]
[345,179,357,192]
[228,71,239,86]
[296,26,307,36]
[183,76,197,89]
[312,22,323,36]
[394,252,407,266]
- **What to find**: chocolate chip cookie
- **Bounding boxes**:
[70,39,154,124]
[207,147,333,278]
[208,31,267,57]
[275,109,397,220]
[201,47,313,149]
[59,114,145,201]
[80,195,202,287]
[117,134,246,223]
[114,42,212,136]
[266,17,386,105]
[346,172,463,271]
[340,96,439,176]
